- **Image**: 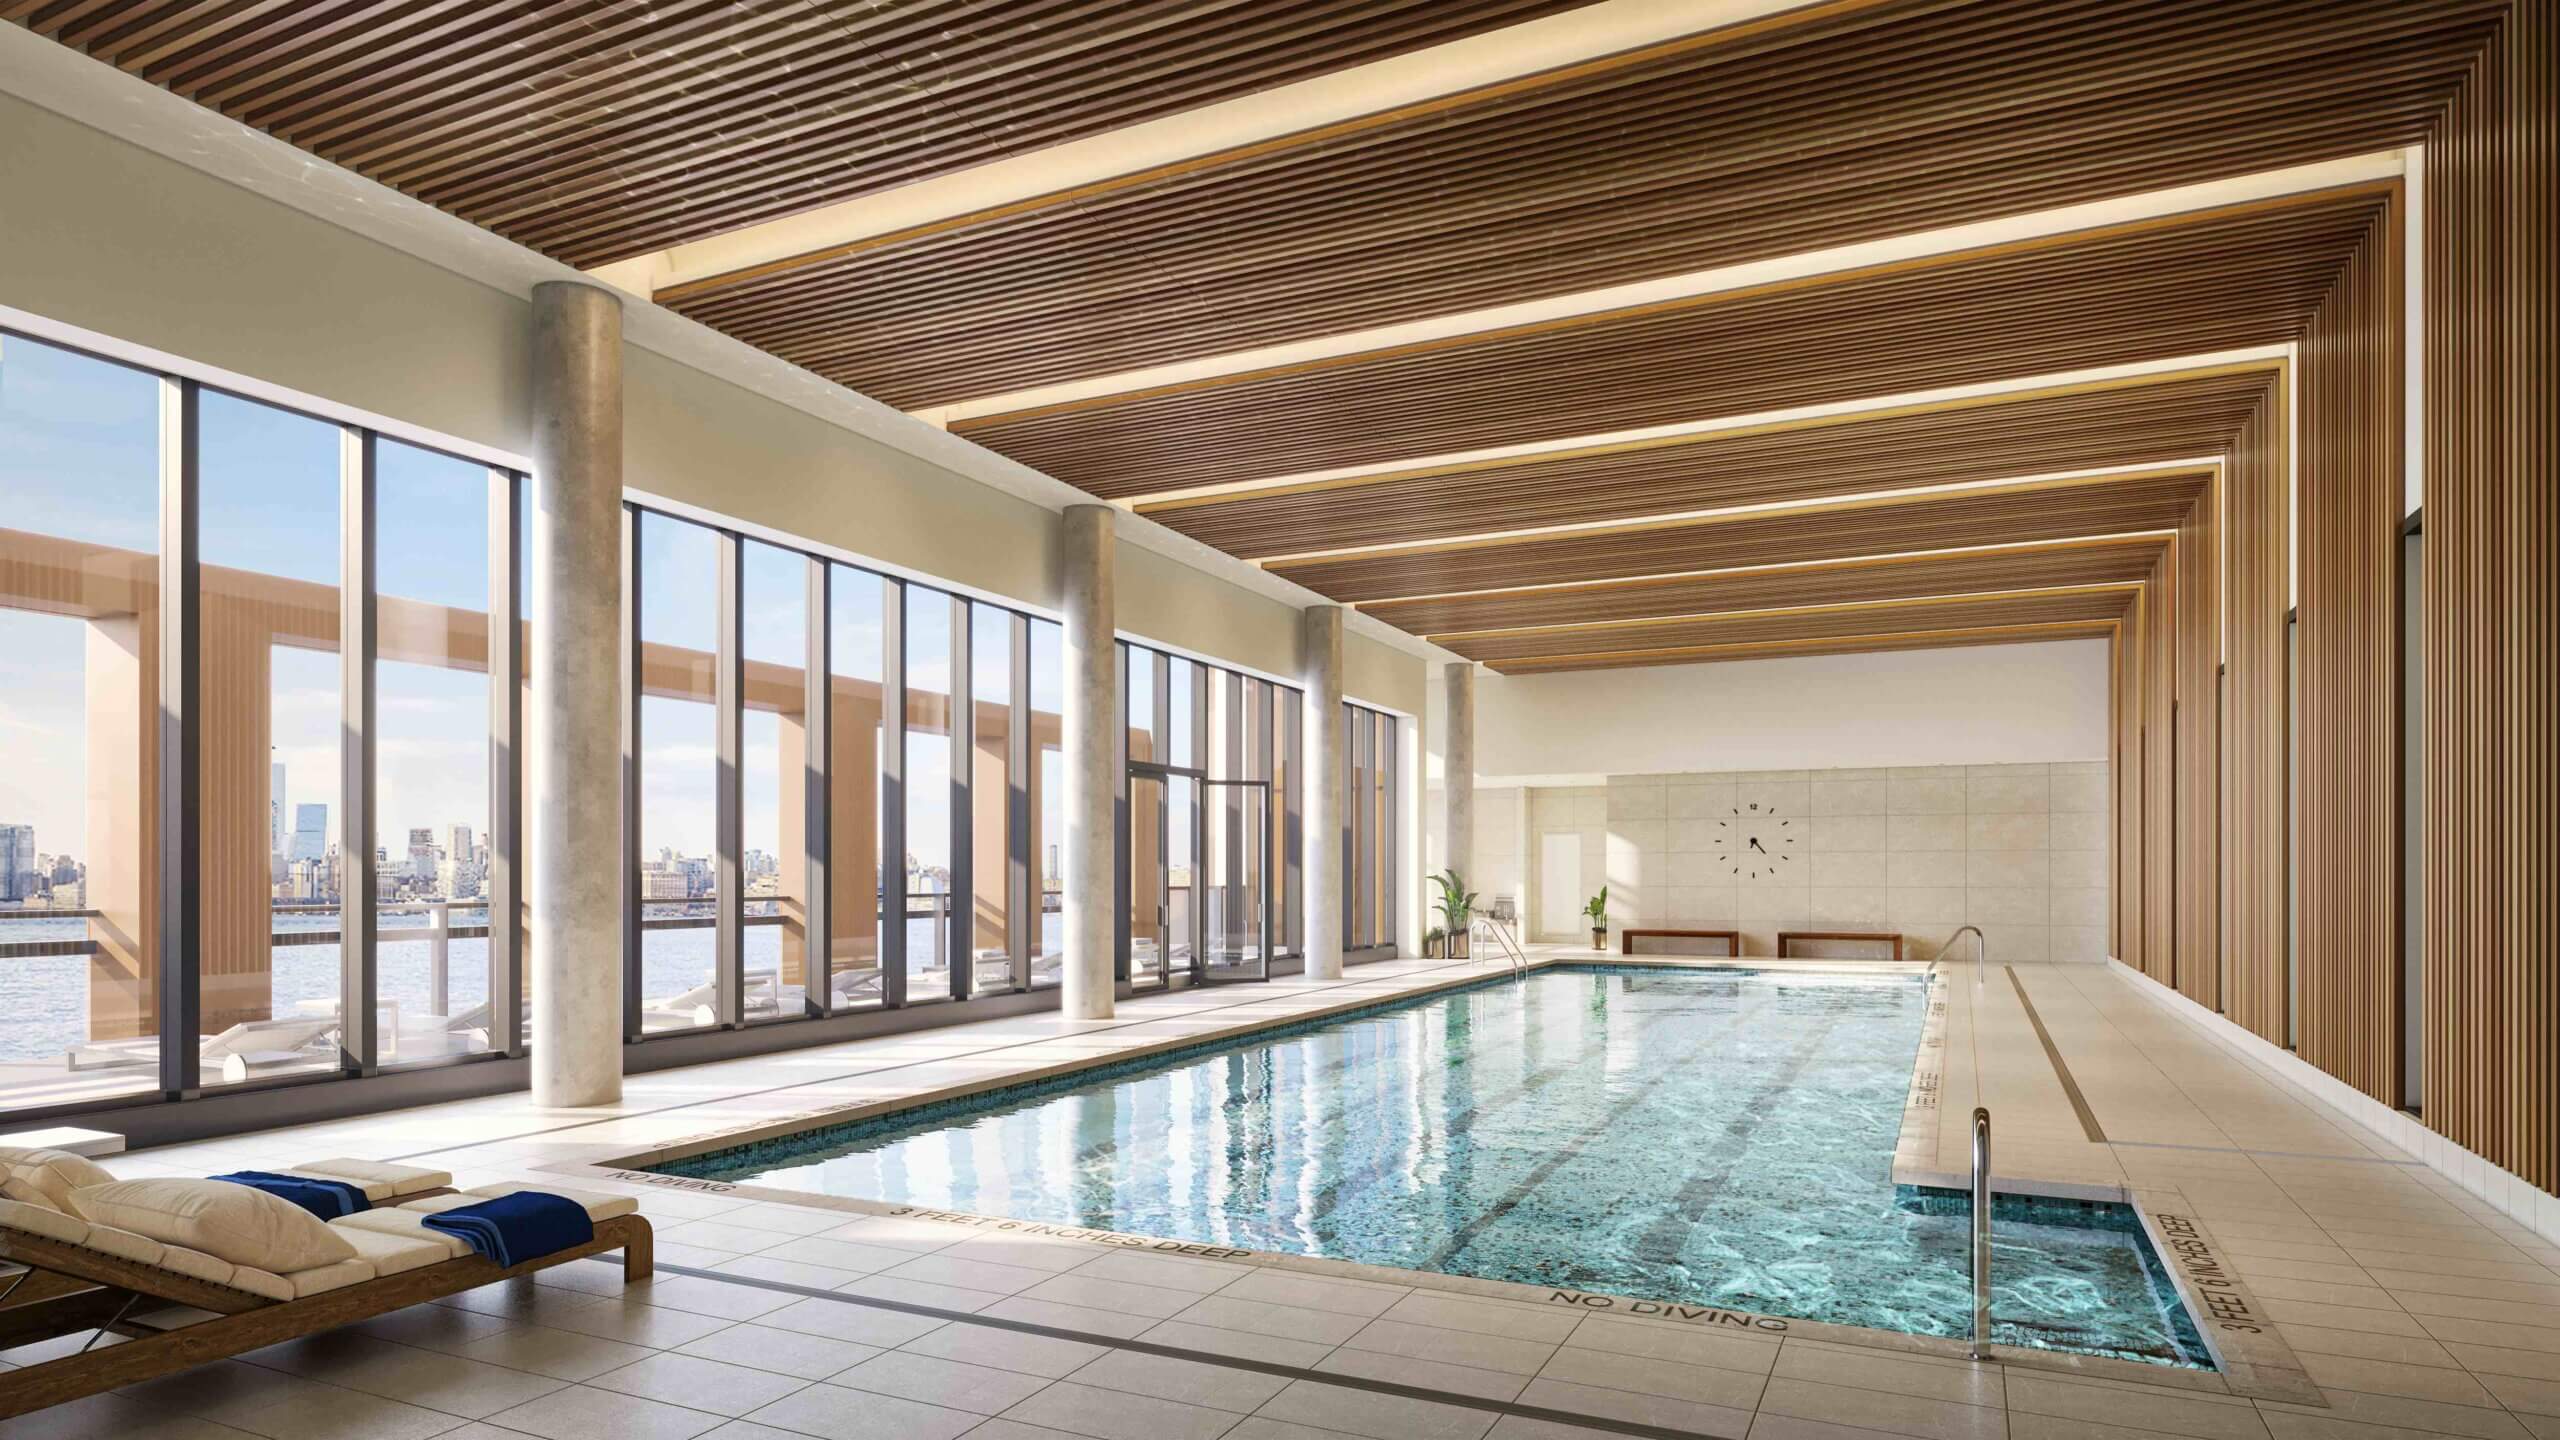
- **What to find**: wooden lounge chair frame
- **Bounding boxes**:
[0,1211,652,1418]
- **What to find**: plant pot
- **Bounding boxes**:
[1591,929,1607,951]
[1450,931,1470,960]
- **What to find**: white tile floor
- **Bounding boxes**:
[6,955,2558,1440]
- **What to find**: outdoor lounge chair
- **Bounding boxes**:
[0,1177,650,1418]
[65,1015,341,1082]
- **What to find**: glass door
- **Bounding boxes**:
[1200,779,1271,982]
[1126,769,1168,991]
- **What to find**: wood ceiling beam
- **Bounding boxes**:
[1487,620,2122,674]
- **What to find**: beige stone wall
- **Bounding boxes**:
[1483,761,2108,962]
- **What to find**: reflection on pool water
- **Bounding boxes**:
[656,965,2210,1367]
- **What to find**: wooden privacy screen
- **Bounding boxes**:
[2297,204,2407,1104]
[2423,3,2558,1194]
[2223,392,2293,1047]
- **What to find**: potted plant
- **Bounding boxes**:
[1430,869,1477,960]
[1584,887,1609,950]
[1423,925,1447,959]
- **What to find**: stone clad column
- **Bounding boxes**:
[528,281,624,1107]
[1445,660,1474,892]
[1061,506,1118,1020]
[1302,606,1345,980]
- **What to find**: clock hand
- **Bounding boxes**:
[1749,838,1765,854]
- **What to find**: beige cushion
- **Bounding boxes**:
[289,1158,450,1201]
[152,1241,253,1294]
[73,1219,167,1269]
[280,1258,374,1297]
[0,1146,116,1212]
[68,1179,357,1274]
[0,1195,88,1244]
[332,1208,473,1260]
[462,1181,637,1221]
[399,1182,634,1222]
[223,1265,297,1303]
[330,1223,449,1277]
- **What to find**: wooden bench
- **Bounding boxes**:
[1621,928,1741,957]
[1776,930,1905,960]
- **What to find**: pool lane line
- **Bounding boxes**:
[383,957,1502,1164]
[606,1256,1732,1440]
[2006,968,2109,1144]
[1422,993,1786,1271]
[1629,1004,1849,1269]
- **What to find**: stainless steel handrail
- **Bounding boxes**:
[1970,1106,1993,1360]
[1471,912,1529,976]
[1936,925,1987,965]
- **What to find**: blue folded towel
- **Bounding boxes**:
[210,1171,370,1220]
[422,1191,595,1268]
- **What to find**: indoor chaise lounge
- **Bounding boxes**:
[0,1150,650,1418]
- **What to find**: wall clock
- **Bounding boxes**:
[1710,802,1796,879]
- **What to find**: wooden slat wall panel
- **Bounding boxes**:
[1143,368,2272,555]
[2175,489,2224,1009]
[2141,545,2179,986]
[2298,202,2406,1103]
[1444,587,2133,665]
[661,1,2505,409]
[959,192,2385,496]
[1272,471,2214,604]
[1370,536,2170,638]
[2,0,1586,269]
[1489,623,2118,675]
[2114,616,2144,967]
[2423,0,2557,1195]
[2223,387,2293,1044]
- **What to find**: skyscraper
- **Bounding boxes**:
[270,758,286,860]
[0,824,33,902]
[289,804,328,863]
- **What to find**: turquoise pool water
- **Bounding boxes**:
[658,966,2209,1367]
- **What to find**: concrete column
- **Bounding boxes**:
[1302,606,1345,979]
[528,281,624,1107]
[1061,506,1118,1020]
[1444,660,1475,889]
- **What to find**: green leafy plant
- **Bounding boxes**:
[1430,869,1478,936]
[1583,887,1610,929]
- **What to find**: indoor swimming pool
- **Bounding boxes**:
[657,965,2210,1367]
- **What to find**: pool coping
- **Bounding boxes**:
[1888,968,2318,1405]
[575,954,2319,1405]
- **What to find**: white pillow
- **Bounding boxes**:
[67,1178,356,1274]
[0,1146,116,1213]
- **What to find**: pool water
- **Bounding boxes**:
[658,966,2210,1367]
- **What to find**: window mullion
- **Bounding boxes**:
[715,534,743,1028]
[339,428,378,1074]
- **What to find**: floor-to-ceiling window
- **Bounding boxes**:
[1121,642,1300,985]
[742,541,811,1020]
[370,438,504,1063]
[1,319,526,1125]
[0,333,165,1110]
[828,565,886,1011]
[1030,619,1064,988]
[632,511,721,1034]
[1344,702,1399,955]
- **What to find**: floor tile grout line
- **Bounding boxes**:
[628,1257,1747,1440]
[380,959,1500,1163]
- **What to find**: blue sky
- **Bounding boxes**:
[6,331,1067,875]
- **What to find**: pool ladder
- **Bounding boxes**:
[1471,913,1530,977]
[1970,1106,1993,1360]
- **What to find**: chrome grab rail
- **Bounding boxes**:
[1970,1106,1993,1360]
[1936,924,1987,965]
[1470,913,1529,976]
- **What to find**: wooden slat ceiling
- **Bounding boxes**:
[1270,467,2212,604]
[1491,621,2122,675]
[1371,535,2170,639]
[1,0,1585,269]
[1450,585,2134,666]
[660,0,2503,409]
[959,187,2382,496]
[1144,365,2272,559]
